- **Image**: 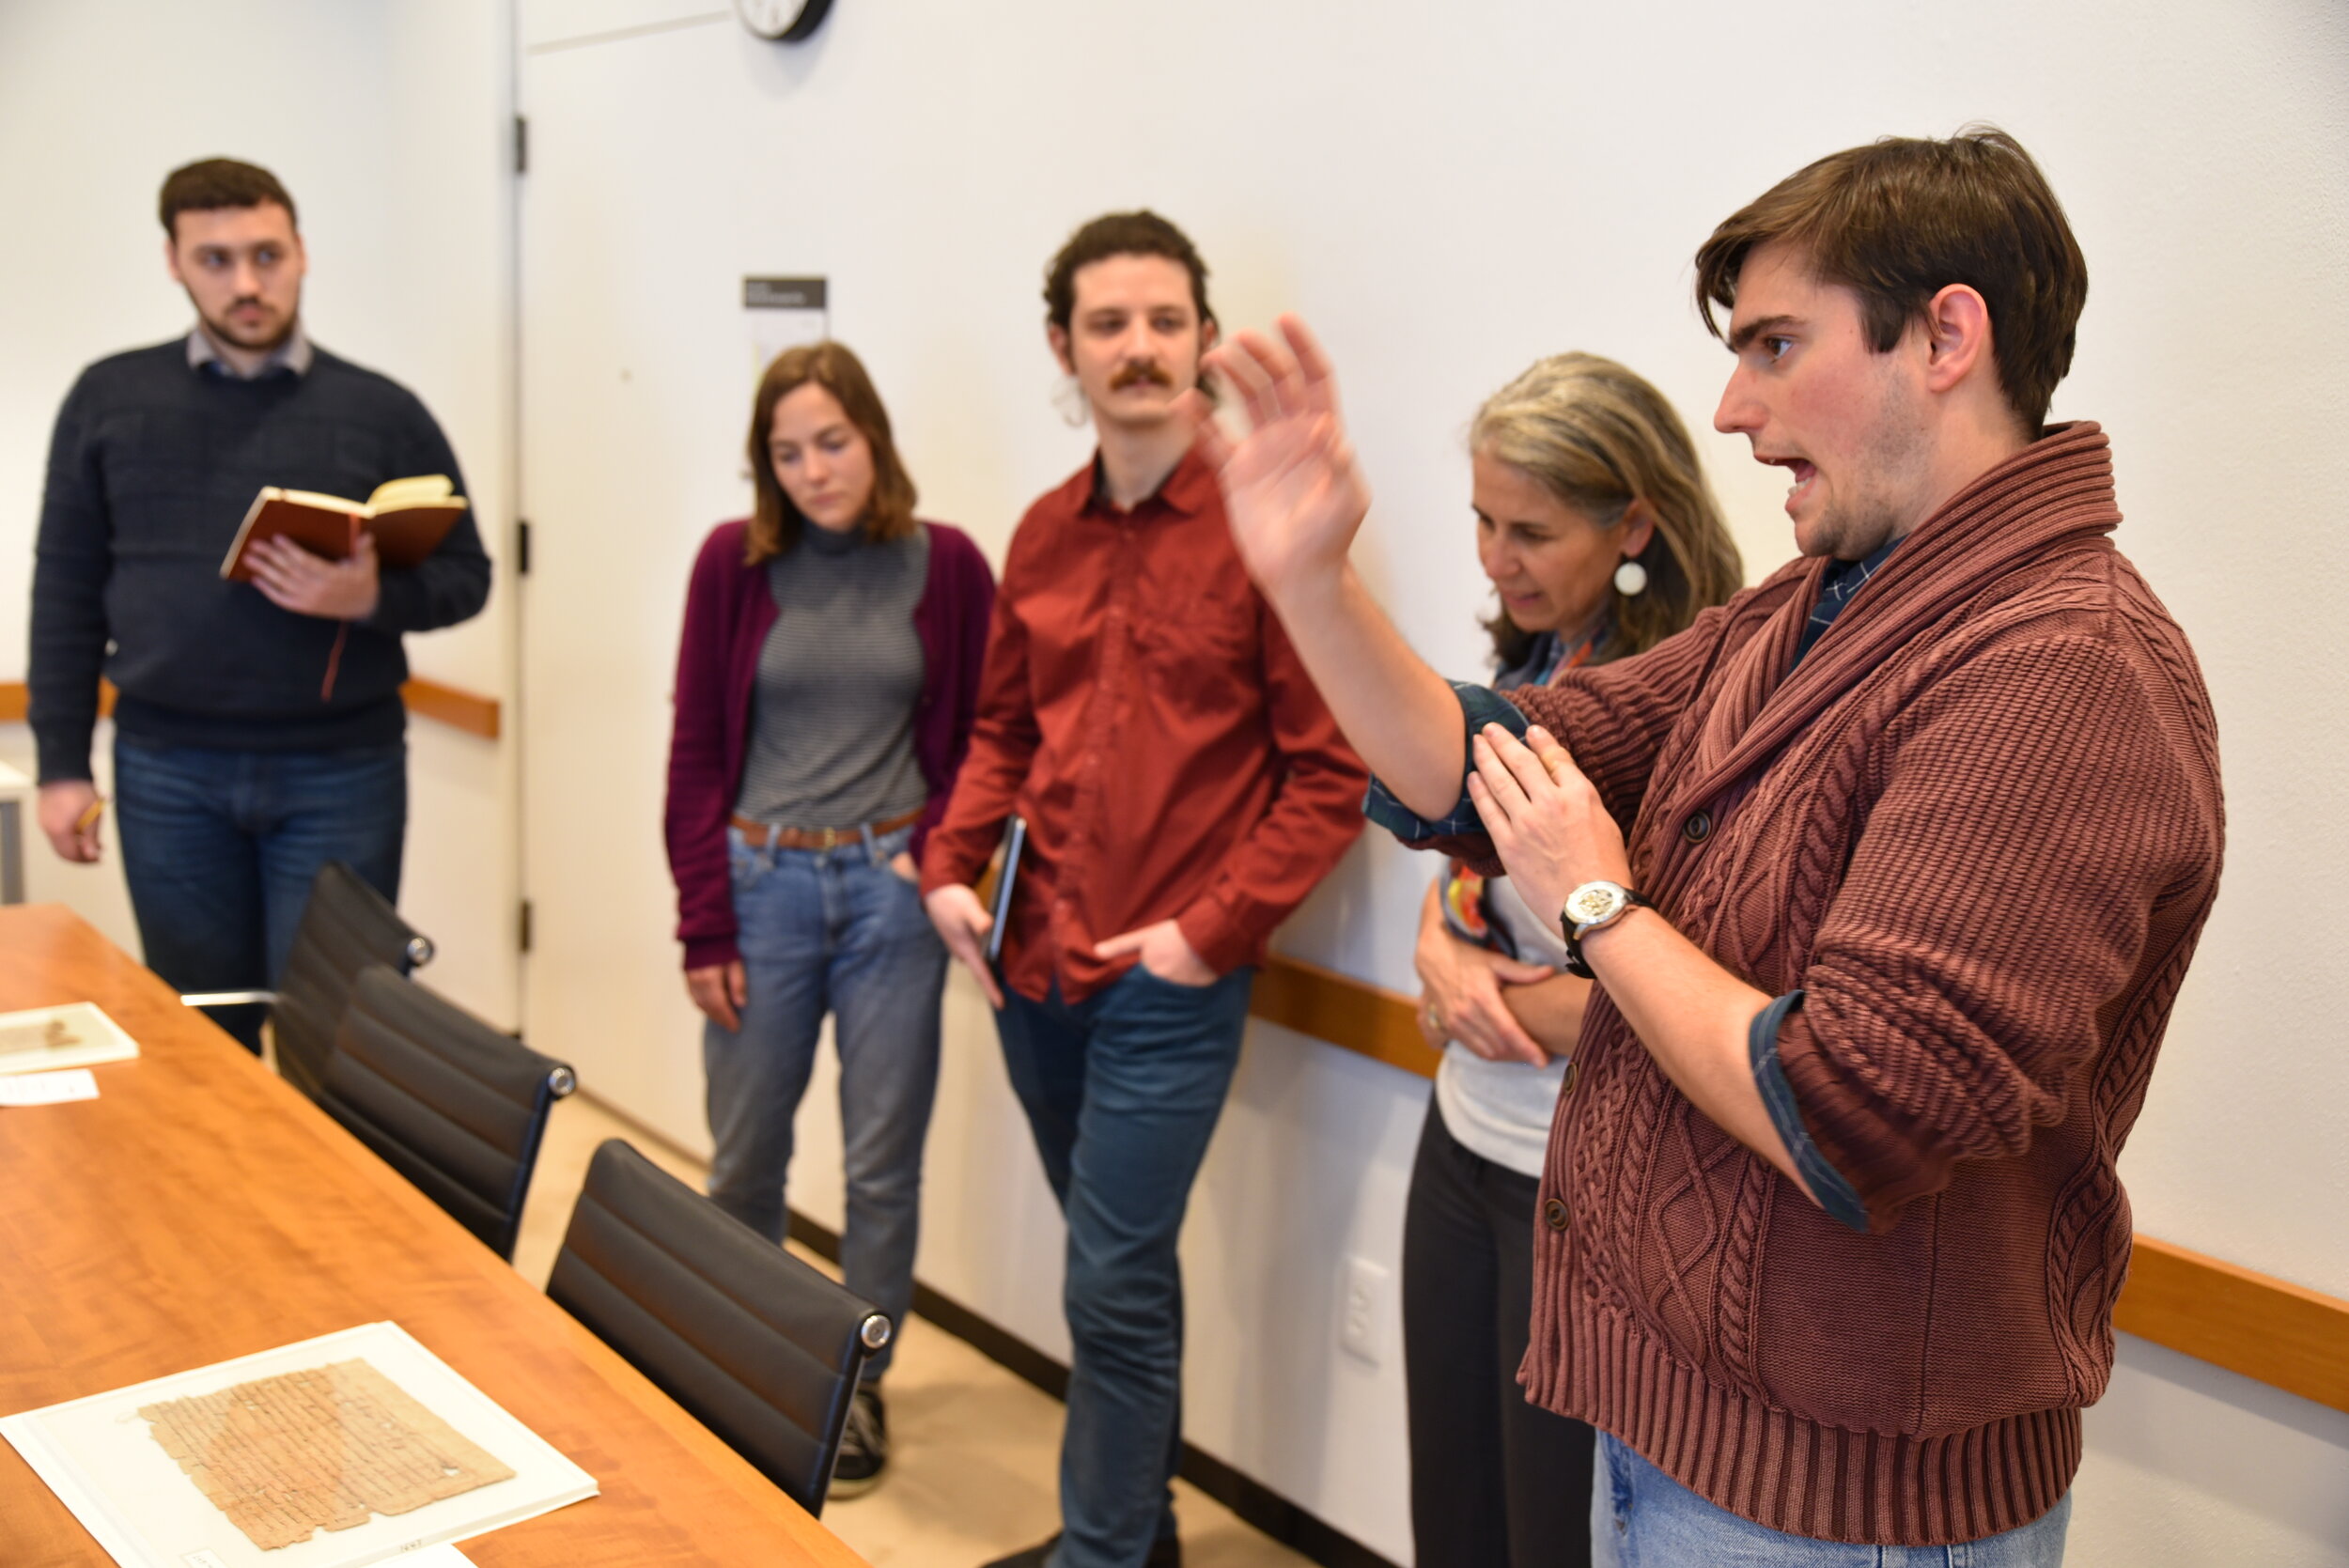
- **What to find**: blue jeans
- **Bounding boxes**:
[1592,1433,2072,1567]
[113,737,406,1054]
[995,965,1256,1568]
[703,822,946,1380]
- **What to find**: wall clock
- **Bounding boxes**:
[735,0,832,42]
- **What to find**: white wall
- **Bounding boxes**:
[506,3,2348,1561]
[0,0,520,1025]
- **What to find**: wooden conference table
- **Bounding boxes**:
[0,904,866,1567]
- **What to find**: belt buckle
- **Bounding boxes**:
[817,826,841,851]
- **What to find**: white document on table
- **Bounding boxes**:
[0,1001,139,1075]
[0,1067,99,1105]
[0,1321,595,1568]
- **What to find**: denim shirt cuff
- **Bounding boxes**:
[1749,989,1869,1233]
[1362,682,1532,842]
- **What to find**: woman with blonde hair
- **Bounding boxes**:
[1403,352,1739,1568]
[663,341,994,1497]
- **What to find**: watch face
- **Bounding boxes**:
[1564,882,1626,928]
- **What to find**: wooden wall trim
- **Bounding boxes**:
[2113,1234,2349,1414]
[0,678,499,739]
[1253,954,1441,1079]
[398,676,501,738]
[1251,953,2349,1416]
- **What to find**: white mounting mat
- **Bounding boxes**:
[2,1321,595,1568]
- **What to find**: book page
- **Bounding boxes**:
[365,475,457,514]
[140,1359,515,1552]
[272,489,368,516]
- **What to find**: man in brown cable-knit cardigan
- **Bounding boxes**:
[1195,129,2222,1563]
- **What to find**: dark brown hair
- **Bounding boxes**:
[1044,210,1214,334]
[1693,126,2087,433]
[743,341,918,565]
[1471,353,1743,671]
[159,158,297,238]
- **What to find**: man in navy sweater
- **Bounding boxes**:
[28,158,490,1052]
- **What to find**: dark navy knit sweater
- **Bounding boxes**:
[28,338,491,781]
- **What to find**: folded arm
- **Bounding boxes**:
[1757,634,2218,1231]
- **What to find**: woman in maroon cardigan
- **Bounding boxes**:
[662,342,993,1497]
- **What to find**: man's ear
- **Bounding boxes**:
[1046,320,1074,376]
[1921,283,1994,396]
[1199,317,1220,356]
[163,233,184,286]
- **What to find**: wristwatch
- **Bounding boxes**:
[1560,880,1654,978]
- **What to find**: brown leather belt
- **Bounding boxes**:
[729,806,922,851]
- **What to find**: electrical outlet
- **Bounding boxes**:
[1339,1256,1389,1366]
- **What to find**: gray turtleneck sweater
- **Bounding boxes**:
[732,521,930,831]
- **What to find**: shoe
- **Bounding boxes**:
[980,1531,1180,1568]
[830,1384,889,1498]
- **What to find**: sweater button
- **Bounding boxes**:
[1682,809,1713,845]
[1543,1197,1570,1232]
[1561,1061,1578,1095]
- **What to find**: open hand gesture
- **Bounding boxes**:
[1189,315,1370,602]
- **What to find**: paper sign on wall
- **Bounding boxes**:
[744,275,829,380]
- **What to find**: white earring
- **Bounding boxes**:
[1052,374,1092,428]
[1613,559,1649,597]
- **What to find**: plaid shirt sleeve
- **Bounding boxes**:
[1361,682,1532,842]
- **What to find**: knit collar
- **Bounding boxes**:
[1672,422,2121,821]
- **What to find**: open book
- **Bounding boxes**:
[220,474,468,582]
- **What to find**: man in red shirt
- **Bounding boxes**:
[922,211,1365,1568]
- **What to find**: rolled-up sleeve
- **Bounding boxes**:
[1362,681,1531,843]
[1748,991,1869,1233]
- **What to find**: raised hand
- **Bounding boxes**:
[1189,315,1370,603]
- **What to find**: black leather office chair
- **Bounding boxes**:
[318,965,575,1261]
[179,860,434,1101]
[547,1139,891,1515]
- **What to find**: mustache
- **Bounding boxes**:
[1110,362,1174,391]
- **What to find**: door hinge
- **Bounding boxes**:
[516,518,531,576]
[514,114,529,175]
[518,898,534,954]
